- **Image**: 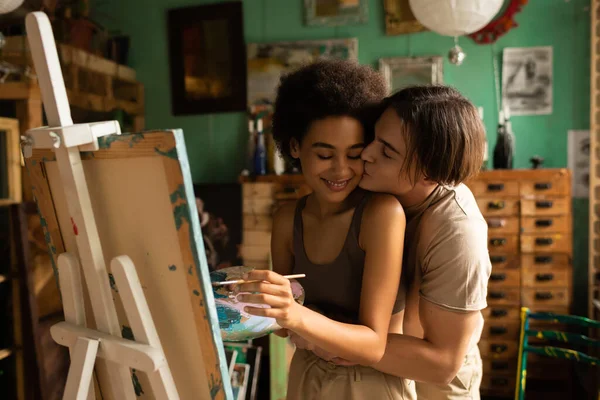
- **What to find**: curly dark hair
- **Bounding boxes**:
[272,59,387,166]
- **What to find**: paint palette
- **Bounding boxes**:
[211,266,305,342]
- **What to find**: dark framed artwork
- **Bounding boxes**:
[167,2,247,115]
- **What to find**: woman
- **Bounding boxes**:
[234,60,414,399]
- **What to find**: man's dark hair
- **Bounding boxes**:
[272,59,387,166]
[384,85,486,186]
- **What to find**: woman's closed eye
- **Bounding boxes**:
[317,154,333,160]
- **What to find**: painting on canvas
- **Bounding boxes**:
[247,38,358,107]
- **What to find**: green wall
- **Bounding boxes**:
[96,0,591,313]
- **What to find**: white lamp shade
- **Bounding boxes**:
[0,0,24,14]
[409,0,504,37]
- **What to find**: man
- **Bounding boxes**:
[291,85,491,399]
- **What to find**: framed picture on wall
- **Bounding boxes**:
[167,2,247,115]
[383,0,427,36]
[304,0,368,27]
[247,38,358,107]
[379,56,443,94]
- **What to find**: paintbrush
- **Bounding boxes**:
[211,273,306,287]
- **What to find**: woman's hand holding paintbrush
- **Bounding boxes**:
[227,269,305,329]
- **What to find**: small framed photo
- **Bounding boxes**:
[304,0,369,27]
[167,2,247,115]
[383,0,427,36]
[379,56,443,94]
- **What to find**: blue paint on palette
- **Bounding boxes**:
[216,304,242,332]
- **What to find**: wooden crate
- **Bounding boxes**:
[0,36,144,128]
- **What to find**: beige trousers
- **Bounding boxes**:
[415,345,483,400]
[286,349,416,400]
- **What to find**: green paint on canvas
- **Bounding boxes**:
[155,146,178,160]
[132,369,144,396]
[109,273,118,292]
[122,326,135,340]
[168,264,177,271]
[172,204,189,231]
[169,184,186,204]
[209,374,222,399]
[98,133,144,149]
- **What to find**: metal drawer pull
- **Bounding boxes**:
[490,273,506,281]
[534,182,552,190]
[491,377,509,386]
[535,219,553,227]
[488,201,505,210]
[487,183,504,191]
[534,255,553,264]
[490,255,507,263]
[490,326,508,335]
[535,292,553,300]
[491,309,508,317]
[491,361,509,370]
[535,237,553,246]
[490,238,507,246]
[535,200,553,208]
[489,291,506,299]
[536,273,554,281]
[487,218,505,228]
[491,344,508,353]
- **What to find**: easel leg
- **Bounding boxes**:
[62,337,98,400]
[111,255,180,399]
[58,253,95,400]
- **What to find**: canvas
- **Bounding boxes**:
[26,130,233,399]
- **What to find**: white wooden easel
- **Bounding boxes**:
[21,12,180,400]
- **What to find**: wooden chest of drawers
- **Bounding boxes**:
[466,169,573,398]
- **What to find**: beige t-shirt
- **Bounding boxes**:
[403,184,491,313]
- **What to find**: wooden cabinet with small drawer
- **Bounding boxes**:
[467,169,572,398]
[240,175,311,269]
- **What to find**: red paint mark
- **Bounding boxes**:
[71,217,78,235]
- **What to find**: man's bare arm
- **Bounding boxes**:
[372,298,480,385]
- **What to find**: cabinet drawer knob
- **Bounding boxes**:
[534,182,552,190]
[487,183,504,191]
[534,255,553,264]
[490,255,507,263]
[535,200,553,208]
[491,308,508,317]
[535,292,554,300]
[535,273,554,282]
[490,238,507,246]
[535,219,553,227]
[490,273,506,281]
[488,201,505,210]
[491,344,508,354]
[489,291,506,299]
[535,237,553,246]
